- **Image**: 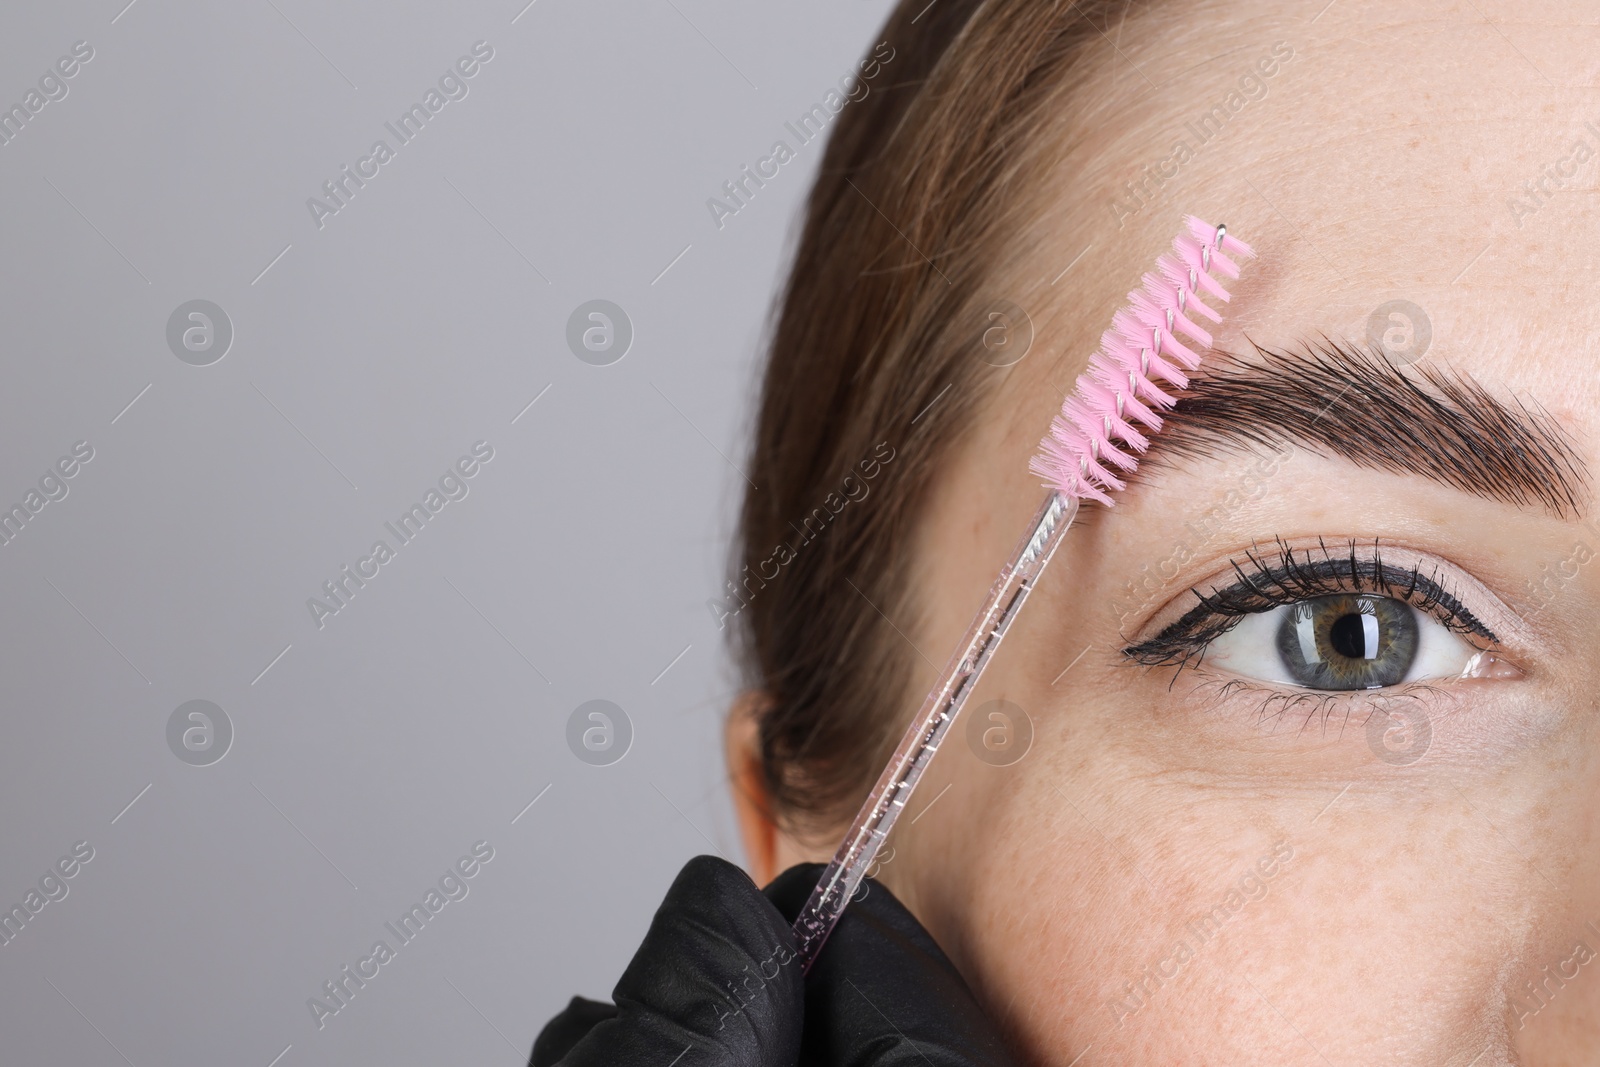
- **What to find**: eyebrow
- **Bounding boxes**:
[1140,340,1590,518]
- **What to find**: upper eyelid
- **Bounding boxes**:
[1187,555,1491,639]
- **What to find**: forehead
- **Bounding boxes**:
[1014,3,1600,438]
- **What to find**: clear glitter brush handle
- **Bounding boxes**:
[791,490,1079,973]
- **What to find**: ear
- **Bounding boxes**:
[726,691,780,885]
[727,692,841,885]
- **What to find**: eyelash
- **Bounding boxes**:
[1122,537,1497,675]
[1186,678,1448,733]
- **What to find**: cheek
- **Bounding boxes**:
[897,682,1592,1065]
[1514,720,1600,1060]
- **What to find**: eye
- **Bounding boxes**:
[1120,539,1523,691]
[1202,592,1481,690]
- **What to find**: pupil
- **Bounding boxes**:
[1328,613,1369,659]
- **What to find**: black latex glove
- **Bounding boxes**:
[530,856,1019,1067]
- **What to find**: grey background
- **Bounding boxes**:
[0,0,894,1062]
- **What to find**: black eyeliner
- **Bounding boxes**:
[1123,538,1497,668]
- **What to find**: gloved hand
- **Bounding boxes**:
[530,856,1019,1067]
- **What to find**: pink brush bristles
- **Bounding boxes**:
[1029,215,1255,505]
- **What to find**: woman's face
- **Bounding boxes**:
[774,5,1600,1064]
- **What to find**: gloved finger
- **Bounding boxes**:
[549,855,804,1067]
[765,864,1020,1067]
[530,996,617,1066]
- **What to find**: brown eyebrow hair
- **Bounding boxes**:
[1140,340,1591,518]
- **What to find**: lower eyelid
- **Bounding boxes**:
[1182,675,1451,734]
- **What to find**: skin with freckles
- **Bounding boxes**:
[730,3,1600,1063]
